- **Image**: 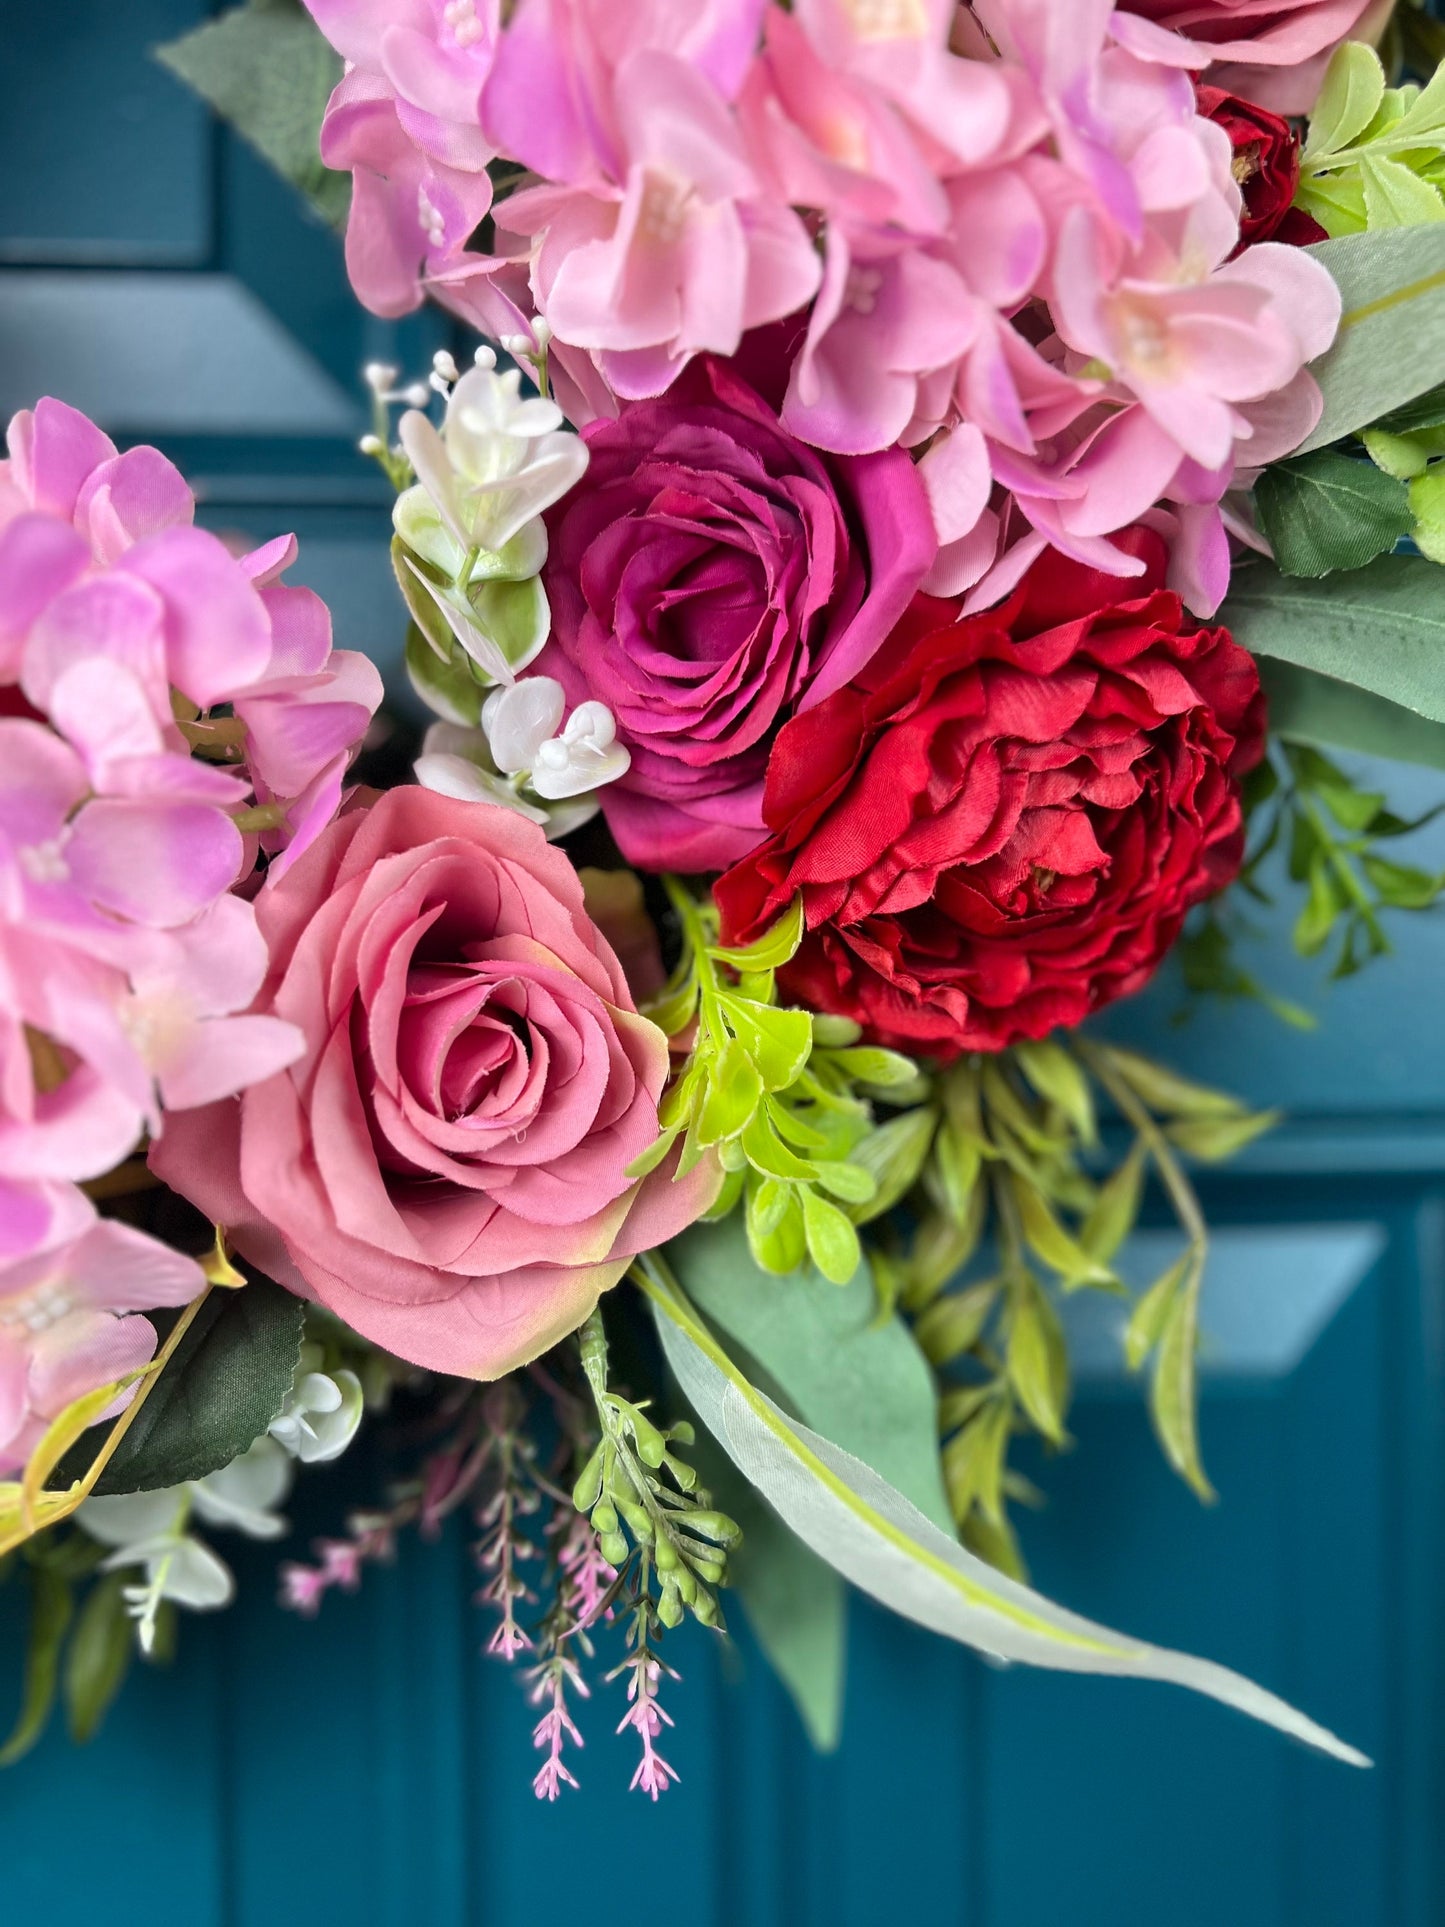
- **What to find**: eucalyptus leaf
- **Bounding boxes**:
[664,1213,952,1531]
[644,1272,1366,1766]
[1253,451,1412,576]
[62,1281,304,1495]
[1222,554,1445,724]
[689,1436,847,1752]
[1297,228,1445,454]
[155,0,348,225]
[1260,658,1445,771]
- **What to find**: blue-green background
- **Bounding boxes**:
[1,8,1443,1922]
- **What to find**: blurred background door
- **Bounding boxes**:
[2,8,1442,1924]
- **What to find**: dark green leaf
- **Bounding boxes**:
[1254,451,1412,577]
[65,1280,304,1495]
[155,0,349,224]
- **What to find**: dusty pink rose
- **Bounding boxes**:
[151,787,715,1377]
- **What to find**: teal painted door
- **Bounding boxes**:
[2,9,1443,1923]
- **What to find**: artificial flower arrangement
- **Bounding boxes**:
[7,0,1445,1794]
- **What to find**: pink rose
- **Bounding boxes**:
[150,788,715,1377]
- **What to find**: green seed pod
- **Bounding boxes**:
[590,1499,619,1536]
[657,1582,685,1630]
[692,1589,721,1628]
[599,1531,629,1567]
[572,1448,605,1514]
[653,1532,680,1573]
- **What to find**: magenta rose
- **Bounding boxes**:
[538,354,937,873]
[150,787,715,1377]
[1116,0,1383,111]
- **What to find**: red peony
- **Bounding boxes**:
[714,535,1265,1057]
[1195,84,1328,252]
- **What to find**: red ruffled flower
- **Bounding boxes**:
[715,535,1265,1057]
[1196,84,1328,251]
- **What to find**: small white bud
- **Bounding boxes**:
[364,361,400,395]
[432,349,460,384]
[473,344,498,370]
[531,319,553,350]
[400,382,431,408]
[358,433,384,456]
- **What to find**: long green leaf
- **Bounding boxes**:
[1223,555,1445,724]
[642,1272,1367,1766]
[665,1215,952,1531]
[1298,228,1445,454]
[1261,660,1445,771]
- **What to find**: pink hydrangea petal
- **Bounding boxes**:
[0,515,91,678]
[6,399,116,520]
[156,1013,305,1111]
[65,798,243,928]
[120,527,273,707]
[74,446,195,565]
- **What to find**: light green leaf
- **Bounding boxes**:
[1124,1258,1188,1374]
[404,624,484,727]
[707,896,804,972]
[1100,1046,1246,1120]
[664,1213,952,1530]
[155,0,348,225]
[471,576,549,674]
[643,1270,1366,1765]
[1080,1141,1147,1265]
[1304,41,1386,159]
[1260,658,1445,773]
[915,1279,1000,1367]
[63,1571,134,1745]
[1223,554,1445,725]
[802,1187,863,1284]
[1360,153,1445,229]
[1012,1176,1117,1291]
[1298,228,1445,454]
[1381,53,1445,150]
[849,1107,938,1225]
[1253,450,1412,577]
[1006,1281,1069,1444]
[1013,1039,1097,1144]
[1150,1264,1215,1503]
[1165,1111,1282,1162]
[697,1040,764,1142]
[0,1566,72,1767]
[1410,461,1445,563]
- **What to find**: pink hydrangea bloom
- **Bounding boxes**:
[0,1209,204,1476]
[306,0,1344,610]
[0,397,382,1457]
